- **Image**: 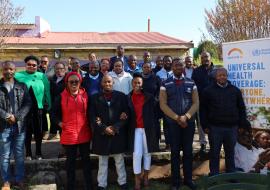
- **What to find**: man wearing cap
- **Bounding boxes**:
[159,58,199,190]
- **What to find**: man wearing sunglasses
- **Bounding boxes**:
[15,55,51,161]
[38,55,51,140]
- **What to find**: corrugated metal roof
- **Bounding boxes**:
[5,32,189,45]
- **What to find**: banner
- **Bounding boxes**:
[223,38,270,130]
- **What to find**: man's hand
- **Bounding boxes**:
[120,112,128,120]
[254,149,270,172]
[6,114,16,125]
[204,128,210,134]
[96,117,102,125]
[105,126,115,136]
[258,148,270,164]
[177,115,188,128]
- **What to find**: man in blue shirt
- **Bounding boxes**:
[82,60,103,96]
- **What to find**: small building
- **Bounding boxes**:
[1,16,193,67]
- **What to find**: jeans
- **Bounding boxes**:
[98,154,126,188]
[0,125,25,183]
[209,126,237,176]
[170,121,195,187]
[64,142,92,190]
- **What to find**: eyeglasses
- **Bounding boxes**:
[27,63,37,67]
[68,80,80,85]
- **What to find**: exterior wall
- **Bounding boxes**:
[0,48,189,66]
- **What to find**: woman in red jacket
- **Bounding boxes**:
[51,72,92,190]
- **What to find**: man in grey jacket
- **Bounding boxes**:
[0,61,32,190]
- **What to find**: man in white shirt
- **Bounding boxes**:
[156,55,173,150]
[235,129,270,173]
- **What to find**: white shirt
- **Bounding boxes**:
[56,76,64,84]
[234,142,264,172]
[185,67,193,79]
[108,71,133,95]
[156,68,173,82]
[89,73,99,80]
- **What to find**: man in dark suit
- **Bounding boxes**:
[109,45,128,71]
[89,75,129,190]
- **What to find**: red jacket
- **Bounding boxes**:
[60,89,91,145]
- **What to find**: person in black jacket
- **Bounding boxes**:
[109,45,129,71]
[89,75,129,190]
[0,61,32,190]
[201,67,247,176]
[192,51,216,155]
[141,62,161,144]
[49,61,66,139]
[127,73,158,190]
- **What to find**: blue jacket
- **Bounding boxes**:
[162,76,195,123]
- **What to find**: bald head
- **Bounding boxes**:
[201,51,211,66]
[102,75,114,92]
[215,67,228,85]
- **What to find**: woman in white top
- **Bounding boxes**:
[108,59,132,95]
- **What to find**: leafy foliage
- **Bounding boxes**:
[0,0,23,48]
[205,0,270,43]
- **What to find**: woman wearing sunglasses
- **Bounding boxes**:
[15,55,51,161]
[51,72,92,190]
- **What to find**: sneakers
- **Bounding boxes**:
[48,133,60,140]
[25,156,32,161]
[1,182,10,190]
[36,155,43,160]
[43,131,50,140]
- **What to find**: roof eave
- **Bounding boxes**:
[3,43,194,49]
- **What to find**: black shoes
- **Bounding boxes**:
[199,144,208,160]
[119,183,128,190]
[184,181,197,190]
[97,186,106,190]
[171,186,180,190]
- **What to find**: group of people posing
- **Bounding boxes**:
[0,45,270,190]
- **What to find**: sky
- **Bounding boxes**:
[12,0,217,46]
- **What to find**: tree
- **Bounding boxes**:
[0,0,23,48]
[205,0,270,43]
[193,40,220,60]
